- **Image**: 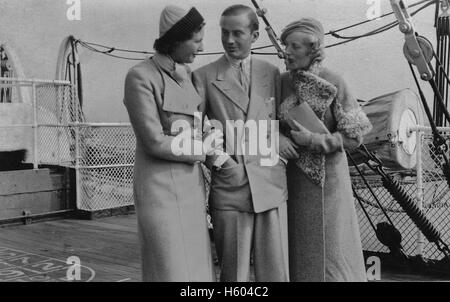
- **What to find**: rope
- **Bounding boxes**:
[325,22,398,48]
[381,175,442,244]
[408,62,448,145]
[347,151,397,227]
[433,52,450,86]
[434,12,450,126]
[327,0,434,44]
[352,185,378,232]
[408,62,450,194]
[356,145,450,258]
[76,41,144,60]
[74,0,435,61]
[325,0,433,36]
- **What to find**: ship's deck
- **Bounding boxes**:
[0,214,448,282]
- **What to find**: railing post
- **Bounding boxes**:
[31,82,38,169]
[415,129,424,256]
[72,83,81,210]
[56,85,62,166]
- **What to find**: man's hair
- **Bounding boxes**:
[221,5,259,32]
[153,22,205,55]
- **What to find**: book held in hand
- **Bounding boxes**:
[285,101,330,134]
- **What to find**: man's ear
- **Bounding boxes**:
[251,30,259,43]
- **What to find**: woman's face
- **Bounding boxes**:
[171,26,205,64]
[283,31,315,71]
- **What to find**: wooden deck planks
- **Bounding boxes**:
[0,214,449,282]
[0,216,140,282]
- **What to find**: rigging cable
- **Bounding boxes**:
[433,0,450,126]
[354,144,450,259]
[74,0,435,60]
[408,60,450,190]
[326,0,435,48]
[347,151,407,257]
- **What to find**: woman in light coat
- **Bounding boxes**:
[123,5,217,282]
[277,18,372,281]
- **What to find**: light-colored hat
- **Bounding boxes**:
[158,5,204,41]
[280,17,325,47]
[160,5,190,37]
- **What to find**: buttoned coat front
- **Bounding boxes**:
[123,56,214,282]
[193,55,287,213]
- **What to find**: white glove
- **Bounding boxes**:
[290,120,313,146]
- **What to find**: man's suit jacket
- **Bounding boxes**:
[193,55,287,213]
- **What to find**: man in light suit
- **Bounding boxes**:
[193,4,295,281]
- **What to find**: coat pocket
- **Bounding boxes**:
[212,163,247,189]
[210,163,252,211]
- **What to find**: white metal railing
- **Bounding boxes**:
[5,76,448,256]
[414,127,424,256]
[0,77,70,85]
[409,125,450,258]
[1,77,135,211]
[354,125,450,260]
[0,77,72,169]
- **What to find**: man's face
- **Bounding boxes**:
[220,13,258,60]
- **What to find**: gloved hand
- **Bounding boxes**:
[290,120,343,154]
[221,156,238,168]
[290,120,313,146]
[279,135,299,159]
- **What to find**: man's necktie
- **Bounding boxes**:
[239,61,250,96]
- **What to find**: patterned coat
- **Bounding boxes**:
[279,67,372,282]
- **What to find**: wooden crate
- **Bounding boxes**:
[0,168,74,221]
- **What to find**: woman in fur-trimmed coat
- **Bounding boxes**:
[277,18,372,282]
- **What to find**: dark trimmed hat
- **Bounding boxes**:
[156,5,204,45]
